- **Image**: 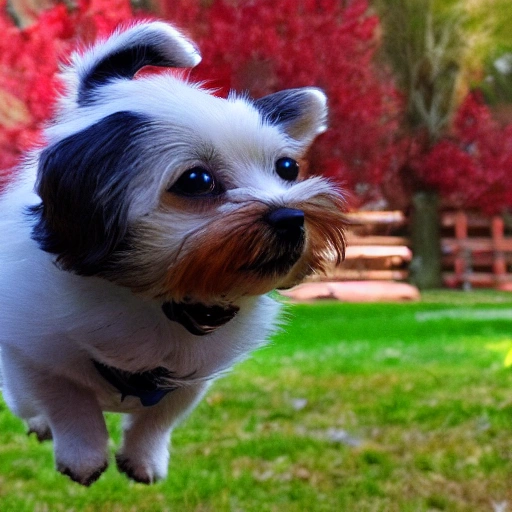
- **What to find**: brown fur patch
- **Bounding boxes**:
[163,203,281,301]
[113,190,347,303]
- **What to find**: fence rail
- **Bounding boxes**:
[441,211,512,289]
[315,210,512,290]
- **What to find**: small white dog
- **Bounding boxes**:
[0,22,346,485]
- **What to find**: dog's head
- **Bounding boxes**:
[31,22,346,306]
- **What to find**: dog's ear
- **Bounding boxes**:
[76,22,201,105]
[254,88,328,146]
[30,111,151,276]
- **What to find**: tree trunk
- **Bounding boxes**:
[409,191,443,289]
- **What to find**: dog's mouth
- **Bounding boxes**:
[241,252,301,277]
[240,239,305,277]
[162,301,240,336]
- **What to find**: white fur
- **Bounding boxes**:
[0,22,337,485]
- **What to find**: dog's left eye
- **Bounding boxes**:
[275,157,299,182]
[169,167,220,197]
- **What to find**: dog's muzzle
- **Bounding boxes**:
[242,206,306,276]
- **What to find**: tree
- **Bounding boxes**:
[374,0,512,288]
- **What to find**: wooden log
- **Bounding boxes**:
[280,281,420,302]
[344,245,412,261]
[311,269,409,282]
[346,210,406,225]
[346,235,410,246]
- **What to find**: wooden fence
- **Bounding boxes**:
[314,210,512,290]
[441,211,512,289]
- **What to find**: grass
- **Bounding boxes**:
[2,290,512,511]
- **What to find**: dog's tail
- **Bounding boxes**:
[64,21,202,106]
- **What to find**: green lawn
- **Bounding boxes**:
[1,290,512,511]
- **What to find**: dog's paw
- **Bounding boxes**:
[55,438,108,487]
[116,453,168,484]
[27,417,52,442]
[57,459,108,486]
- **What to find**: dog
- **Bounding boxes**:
[0,21,346,485]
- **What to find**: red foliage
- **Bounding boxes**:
[0,0,134,189]
[418,93,512,214]
[0,2,69,181]
[356,91,512,214]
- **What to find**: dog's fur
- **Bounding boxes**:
[0,21,346,485]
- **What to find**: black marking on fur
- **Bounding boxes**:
[27,425,53,442]
[80,44,178,104]
[93,361,180,407]
[162,302,239,336]
[116,454,152,484]
[58,460,108,486]
[253,89,310,128]
[30,111,151,276]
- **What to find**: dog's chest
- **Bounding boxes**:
[85,312,257,412]
[53,288,279,412]
[72,295,262,372]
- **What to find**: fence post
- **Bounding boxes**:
[454,211,473,289]
[492,216,506,285]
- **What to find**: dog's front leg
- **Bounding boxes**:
[37,376,109,486]
[116,382,209,484]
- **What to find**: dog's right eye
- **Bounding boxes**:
[169,167,220,197]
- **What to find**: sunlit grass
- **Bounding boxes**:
[1,290,512,511]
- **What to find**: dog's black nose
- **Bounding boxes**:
[266,207,305,244]
[266,207,304,230]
